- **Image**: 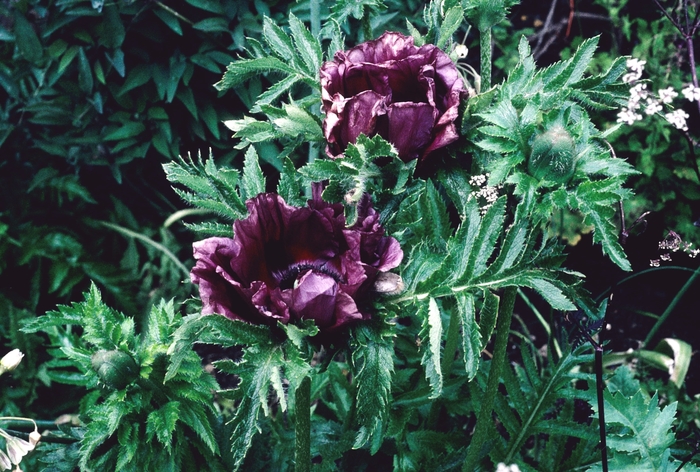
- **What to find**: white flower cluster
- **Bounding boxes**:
[650,230,700,267]
[468,173,501,215]
[617,57,695,132]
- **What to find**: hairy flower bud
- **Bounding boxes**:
[527,126,576,184]
[91,350,139,390]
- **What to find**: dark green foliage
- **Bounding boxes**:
[492,344,600,466]
[21,283,224,471]
[4,0,699,471]
[470,36,637,271]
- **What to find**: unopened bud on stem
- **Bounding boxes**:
[528,126,576,184]
[0,349,24,375]
[91,350,139,390]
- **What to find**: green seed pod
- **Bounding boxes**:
[527,126,576,184]
[91,350,139,390]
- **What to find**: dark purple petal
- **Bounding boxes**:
[291,271,338,327]
[230,194,294,286]
[191,237,262,321]
[190,191,403,335]
[386,102,437,161]
[329,291,365,330]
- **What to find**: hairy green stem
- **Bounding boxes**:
[295,375,311,472]
[361,5,372,41]
[643,264,700,347]
[461,286,516,471]
[480,27,492,90]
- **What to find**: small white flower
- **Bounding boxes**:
[658,87,678,104]
[629,83,648,104]
[617,108,642,125]
[644,98,662,115]
[27,431,40,449]
[454,44,468,59]
[626,57,646,72]
[622,71,642,84]
[681,85,700,102]
[665,109,690,131]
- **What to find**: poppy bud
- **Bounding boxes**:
[527,126,576,184]
[91,350,139,390]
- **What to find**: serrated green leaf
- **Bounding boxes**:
[276,157,304,206]
[567,180,631,271]
[419,297,443,399]
[591,391,678,471]
[251,74,303,112]
[543,36,599,91]
[419,179,452,248]
[513,272,577,311]
[241,146,266,199]
[457,293,481,379]
[166,314,273,381]
[464,196,506,281]
[262,16,296,64]
[146,401,180,453]
[215,57,299,91]
[272,104,323,140]
[288,13,322,77]
[178,402,219,455]
[351,324,394,452]
[228,347,286,469]
[437,5,464,49]
[478,290,499,349]
[164,153,247,221]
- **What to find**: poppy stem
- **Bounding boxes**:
[461,286,516,471]
[295,375,312,472]
[480,27,492,90]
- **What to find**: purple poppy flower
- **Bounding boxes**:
[190,190,403,332]
[321,32,466,162]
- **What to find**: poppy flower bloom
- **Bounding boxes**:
[190,190,402,333]
[321,31,466,162]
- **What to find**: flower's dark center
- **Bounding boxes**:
[277,262,344,290]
